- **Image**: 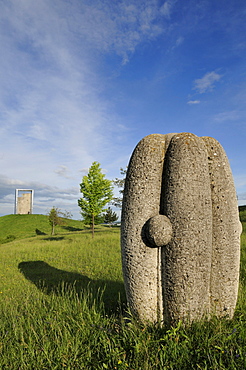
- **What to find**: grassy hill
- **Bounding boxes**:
[0,214,85,242]
[1,206,245,241]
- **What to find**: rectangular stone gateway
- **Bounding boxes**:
[15,189,34,215]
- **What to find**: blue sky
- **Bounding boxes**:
[0,0,246,219]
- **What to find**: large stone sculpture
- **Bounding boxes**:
[121,133,241,325]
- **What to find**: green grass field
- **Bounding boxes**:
[0,212,246,369]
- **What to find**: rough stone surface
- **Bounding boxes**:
[17,193,32,215]
[202,136,241,318]
[162,133,213,324]
[121,133,176,322]
[121,132,241,325]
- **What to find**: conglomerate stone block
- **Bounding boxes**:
[121,133,241,325]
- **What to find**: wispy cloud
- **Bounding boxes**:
[160,0,178,19]
[0,174,79,216]
[60,0,171,64]
[175,36,184,47]
[54,166,73,180]
[213,110,241,122]
[187,100,200,105]
[0,0,175,217]
[0,0,171,143]
[193,71,222,93]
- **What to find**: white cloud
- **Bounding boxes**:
[54,0,170,64]
[175,36,184,47]
[160,0,177,18]
[187,100,201,105]
[54,166,73,179]
[0,174,80,217]
[193,71,222,93]
[0,0,170,168]
[170,36,184,51]
[0,1,138,193]
[213,110,240,122]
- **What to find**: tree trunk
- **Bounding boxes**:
[92,214,94,238]
[52,222,55,235]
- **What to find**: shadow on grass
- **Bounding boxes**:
[62,226,84,232]
[18,260,126,314]
[35,229,47,236]
[42,236,65,241]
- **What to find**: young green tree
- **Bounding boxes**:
[78,162,113,237]
[47,207,72,235]
[103,207,118,227]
